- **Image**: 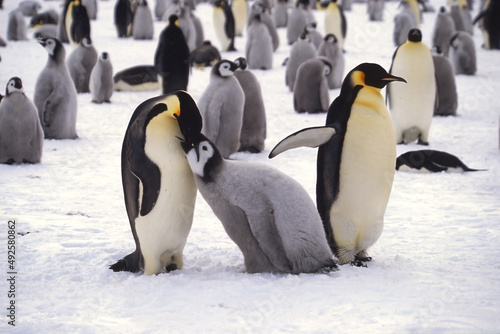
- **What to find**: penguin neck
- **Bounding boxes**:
[201,152,224,184]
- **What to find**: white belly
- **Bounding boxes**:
[325,7,344,48]
[213,9,230,51]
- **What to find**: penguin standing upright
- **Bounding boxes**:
[432,6,456,56]
[155,0,168,20]
[66,36,99,93]
[367,0,384,22]
[133,0,154,40]
[232,0,248,36]
[246,14,273,70]
[190,41,221,68]
[115,0,134,38]
[287,0,313,45]
[321,0,347,50]
[213,0,236,51]
[89,52,114,103]
[305,22,323,49]
[110,91,201,275]
[318,33,344,89]
[0,77,44,164]
[197,59,245,159]
[473,0,500,49]
[34,38,78,139]
[274,0,289,28]
[154,15,190,94]
[450,0,473,35]
[177,5,197,52]
[7,10,28,41]
[248,1,279,52]
[285,29,317,92]
[449,31,476,75]
[388,29,436,145]
[393,7,417,47]
[58,0,71,43]
[65,0,91,46]
[270,63,406,266]
[432,47,458,116]
[83,0,98,20]
[293,57,331,114]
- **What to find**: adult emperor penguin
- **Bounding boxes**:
[89,52,114,103]
[473,0,500,49]
[388,28,436,145]
[293,57,332,114]
[57,0,71,43]
[432,6,456,56]
[34,37,78,139]
[65,0,91,46]
[367,0,384,22]
[179,132,338,274]
[213,0,236,51]
[133,0,154,40]
[321,0,347,51]
[115,0,134,38]
[190,41,221,68]
[269,63,406,266]
[285,29,317,92]
[233,57,267,153]
[110,91,202,275]
[197,59,245,159]
[232,0,248,36]
[449,31,477,75]
[7,10,28,41]
[66,36,98,93]
[318,33,344,89]
[432,47,458,116]
[246,14,273,70]
[0,77,44,164]
[154,15,190,94]
[113,65,159,91]
[396,150,484,172]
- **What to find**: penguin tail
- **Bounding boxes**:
[109,250,142,273]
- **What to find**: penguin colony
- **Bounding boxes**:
[0,0,490,275]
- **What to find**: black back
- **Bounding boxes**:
[114,0,134,38]
[70,3,91,44]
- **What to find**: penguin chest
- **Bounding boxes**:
[325,6,343,47]
[213,8,230,50]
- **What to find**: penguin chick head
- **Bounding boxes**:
[37,37,64,59]
[81,36,93,48]
[305,22,318,33]
[234,57,248,70]
[318,57,332,76]
[324,33,338,44]
[213,60,239,77]
[6,77,23,95]
[348,63,406,90]
[180,134,223,182]
[100,52,110,61]
[407,28,422,43]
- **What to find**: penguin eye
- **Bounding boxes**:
[202,145,208,151]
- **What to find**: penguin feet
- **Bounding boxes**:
[350,259,368,268]
[417,138,429,146]
[165,263,178,272]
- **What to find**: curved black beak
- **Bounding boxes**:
[382,74,407,84]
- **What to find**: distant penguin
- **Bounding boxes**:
[305,22,323,49]
[198,59,245,159]
[154,15,190,94]
[269,63,405,266]
[0,35,6,47]
[318,33,344,89]
[396,150,484,172]
[274,0,289,28]
[161,0,181,22]
[66,36,99,93]
[33,24,58,40]
[342,0,353,11]
[89,52,114,103]
[248,1,280,52]
[232,0,248,36]
[432,47,458,116]
[179,133,338,274]
[177,5,197,52]
[367,0,384,21]
[155,0,168,20]
[66,0,91,46]
[7,10,28,41]
[293,57,331,114]
[287,0,312,45]
[0,77,44,165]
[17,1,41,16]
[449,31,476,75]
[233,57,267,153]
[190,41,221,68]
[246,14,273,70]
[432,6,456,56]
[450,0,473,35]
[113,65,159,91]
[83,0,98,20]
[29,10,60,28]
[321,0,347,50]
[400,0,421,26]
[115,0,134,38]
[57,0,71,43]
[34,38,78,139]
[285,30,317,92]
[109,91,201,275]
[473,0,500,49]
[213,0,236,51]
[191,11,204,48]
[133,0,154,40]
[388,29,436,145]
[393,8,417,47]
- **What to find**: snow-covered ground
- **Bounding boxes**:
[0,0,499,332]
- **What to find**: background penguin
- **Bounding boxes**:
[232,0,248,36]
[57,0,71,43]
[213,0,236,51]
[0,34,6,47]
[34,37,78,139]
[89,52,114,103]
[450,0,473,35]
[432,6,456,56]
[66,0,91,46]
[393,8,417,47]
[293,57,331,114]
[133,0,154,40]
[0,77,44,165]
[287,0,313,45]
[191,9,205,49]
[113,65,159,91]
[305,22,323,49]
[321,0,347,51]
[245,14,273,70]
[66,36,99,93]
[400,0,421,26]
[273,0,289,28]
[7,10,28,41]
[115,0,134,38]
[367,0,384,22]
[233,57,267,153]
[248,1,280,52]
[432,47,458,116]
[110,91,201,275]
[154,14,190,94]
[269,63,406,266]
[190,41,221,69]
[179,133,338,274]
[449,31,477,75]
[33,24,58,39]
[473,0,500,49]
[29,10,60,28]
[396,150,484,172]
[318,33,344,89]
[161,0,181,22]
[155,0,168,20]
[177,5,197,52]
[388,28,436,145]
[197,59,245,159]
[83,0,98,20]
[17,1,41,16]
[285,29,317,92]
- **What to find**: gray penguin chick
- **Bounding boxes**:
[248,1,279,52]
[66,36,98,93]
[285,30,317,92]
[34,38,78,139]
[367,0,384,21]
[432,6,456,57]
[432,47,458,116]
[393,9,416,47]
[449,31,476,75]
[0,77,44,164]
[245,14,273,70]
[317,33,344,89]
[293,57,331,114]
[89,52,114,103]
[7,10,28,41]
[179,134,338,274]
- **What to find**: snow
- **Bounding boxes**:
[1,0,499,332]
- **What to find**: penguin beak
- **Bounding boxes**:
[37,38,46,47]
[178,137,200,162]
[381,75,407,84]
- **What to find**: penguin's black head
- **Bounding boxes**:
[101,52,109,61]
[6,77,23,95]
[213,60,239,77]
[349,63,406,90]
[169,91,203,147]
[407,28,422,43]
[168,14,179,26]
[234,57,248,70]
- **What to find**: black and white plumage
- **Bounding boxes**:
[190,41,221,68]
[65,0,91,46]
[114,0,134,38]
[396,150,484,172]
[113,65,159,91]
[213,0,236,51]
[473,0,500,50]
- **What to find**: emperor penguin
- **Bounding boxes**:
[269,63,406,266]
[321,0,347,51]
[273,0,289,28]
[367,0,384,22]
[287,0,313,45]
[0,77,44,165]
[293,57,331,113]
[197,59,245,159]
[113,65,159,91]
[83,0,98,20]
[285,29,317,92]
[154,15,190,94]
[66,36,99,93]
[191,10,204,48]
[213,0,236,51]
[190,41,221,68]
[133,0,154,40]
[89,52,114,103]
[318,33,344,89]
[396,150,484,173]
[400,0,421,26]
[432,6,456,56]
[34,38,78,140]
[177,5,197,52]
[7,10,28,41]
[231,0,248,36]
[388,28,436,145]
[109,91,202,275]
[57,0,71,43]
[115,0,134,38]
[29,10,60,28]
[246,14,273,70]
[473,0,500,49]
[432,47,458,116]
[248,1,280,52]
[305,22,323,49]
[233,57,267,153]
[155,0,169,20]
[179,132,338,274]
[65,0,91,46]
[449,31,476,75]
[393,7,417,47]
[450,0,473,35]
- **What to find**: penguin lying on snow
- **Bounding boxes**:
[113,65,159,92]
[396,150,485,172]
